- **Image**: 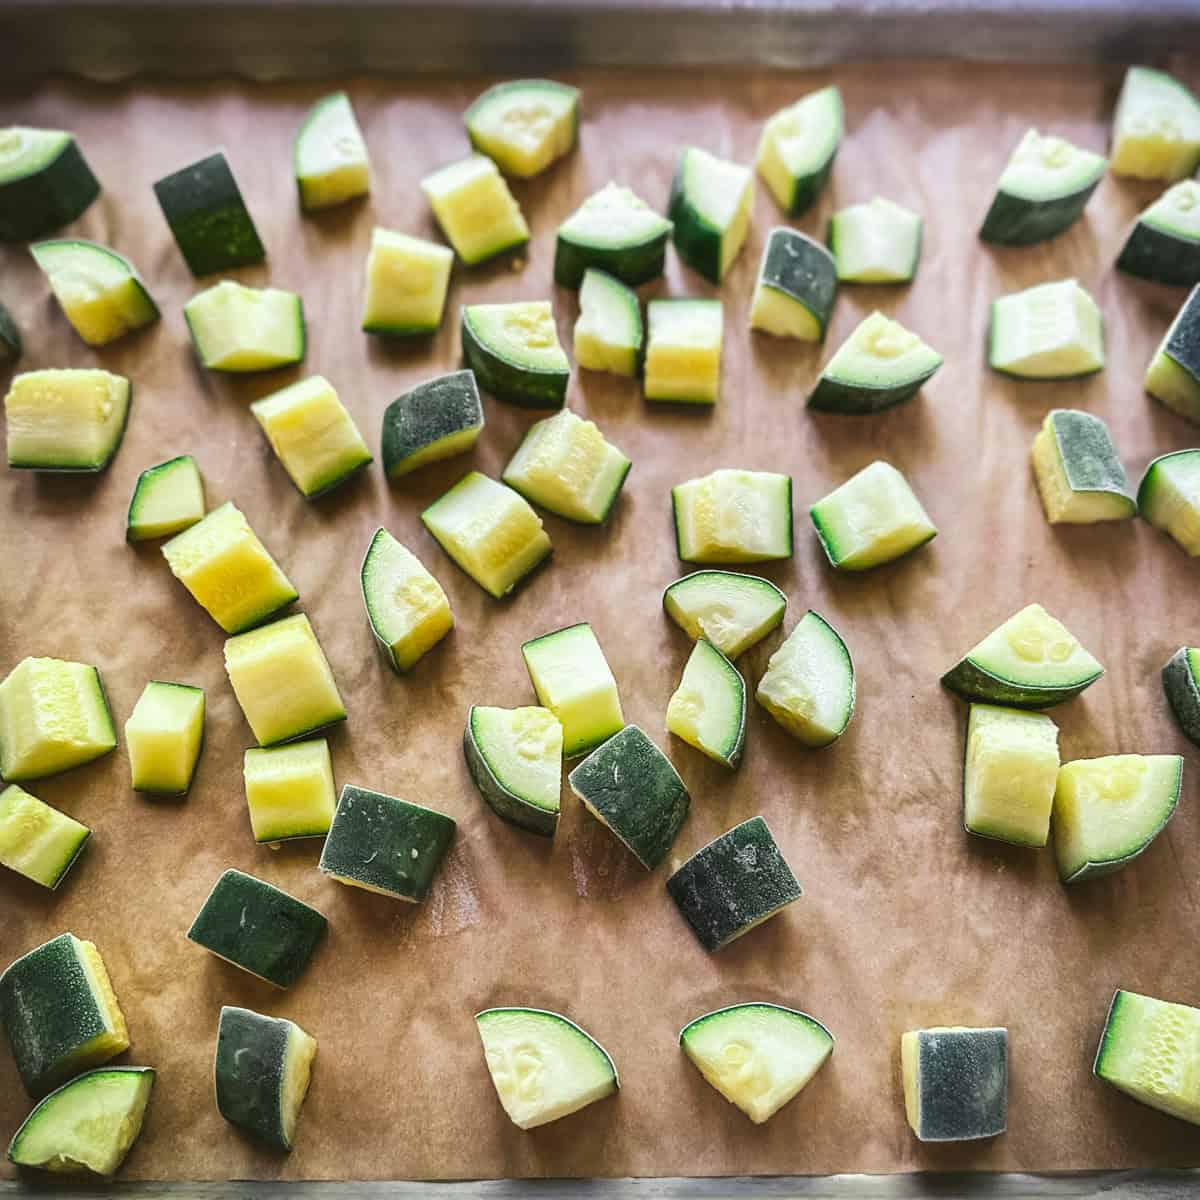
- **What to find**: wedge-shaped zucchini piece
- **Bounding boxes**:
[251,375,371,498]
[126,455,204,542]
[1138,449,1200,554]
[502,407,631,525]
[0,127,99,242]
[224,613,346,747]
[990,278,1104,379]
[421,154,529,265]
[294,91,369,211]
[422,471,552,598]
[319,784,456,901]
[1094,989,1200,1126]
[667,639,745,768]
[0,301,21,363]
[663,571,786,660]
[680,1003,834,1125]
[188,869,327,987]
[829,196,922,283]
[1110,66,1200,182]
[963,704,1059,847]
[1052,754,1182,884]
[0,933,129,1097]
[465,705,562,837]
[162,501,297,634]
[756,610,854,748]
[673,468,792,564]
[382,370,484,478]
[555,182,671,288]
[184,281,305,373]
[0,785,89,890]
[362,227,452,337]
[810,460,936,570]
[7,1067,153,1177]
[5,368,130,472]
[749,228,837,341]
[1162,647,1200,748]
[1117,179,1200,287]
[645,299,723,405]
[522,622,623,758]
[568,724,690,867]
[243,738,335,843]
[125,681,205,796]
[154,151,265,275]
[667,816,801,952]
[462,300,569,408]
[574,268,643,376]
[808,312,941,414]
[465,79,579,178]
[941,603,1103,707]
[902,1027,1008,1142]
[31,240,158,346]
[756,86,842,217]
[669,147,753,283]
[1031,409,1134,524]
[1144,285,1200,424]
[0,657,116,782]
[216,1007,316,1151]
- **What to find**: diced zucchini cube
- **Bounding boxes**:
[183,281,305,372]
[295,91,370,211]
[749,227,838,340]
[829,196,922,283]
[1138,449,1200,555]
[362,227,453,336]
[420,154,529,265]
[124,681,205,796]
[755,86,843,217]
[989,279,1104,379]
[672,468,793,564]
[0,784,90,890]
[1145,285,1200,424]
[1110,66,1200,182]
[644,299,723,404]
[902,1026,1008,1142]
[669,147,754,283]
[243,738,335,843]
[4,368,131,472]
[126,455,205,541]
[573,268,643,376]
[465,79,579,178]
[461,301,570,409]
[381,370,485,479]
[1030,409,1134,524]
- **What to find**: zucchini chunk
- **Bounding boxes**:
[1110,66,1200,182]
[666,816,801,952]
[421,154,529,265]
[989,278,1104,379]
[0,784,89,890]
[568,724,690,867]
[1052,754,1182,884]
[902,1027,1008,1142]
[1138,449,1200,554]
[0,933,129,1097]
[5,368,130,472]
[669,147,753,283]
[243,738,335,843]
[126,455,204,542]
[941,603,1103,707]
[522,622,624,758]
[124,681,205,796]
[476,1008,618,1130]
[6,1067,154,1177]
[30,239,158,346]
[756,86,843,217]
[554,182,671,288]
[645,299,723,405]
[153,151,265,275]
[828,196,922,283]
[502,407,631,525]
[465,705,563,837]
[1031,409,1134,524]
[0,656,116,782]
[250,375,372,499]
[666,639,746,769]
[574,268,643,376]
[1162,647,1200,747]
[1094,989,1200,1126]
[362,227,453,337]
[162,500,298,634]
[663,570,787,660]
[756,610,854,748]
[808,311,942,414]
[319,784,456,902]
[224,613,346,747]
[1116,179,1200,287]
[188,869,327,988]
[360,527,453,673]
[810,460,936,570]
[421,471,552,598]
[462,300,569,408]
[673,468,792,564]
[215,1007,316,1151]
[1144,285,1200,424]
[184,280,305,373]
[465,79,579,178]
[0,300,21,363]
[680,1003,834,1125]
[963,704,1059,846]
[294,91,370,211]
[0,127,99,243]
[748,228,837,341]
[382,370,484,478]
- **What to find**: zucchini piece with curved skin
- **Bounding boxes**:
[573,268,643,376]
[126,455,205,542]
[362,227,452,337]
[1030,409,1134,524]
[902,1027,1008,1142]
[1117,180,1200,287]
[0,127,99,243]
[1052,754,1182,884]
[0,785,89,890]
[243,738,335,843]
[124,681,205,796]
[465,79,579,178]
[421,155,528,265]
[645,299,723,405]
[1144,285,1200,424]
[1138,449,1200,554]
[749,228,837,341]
[465,705,563,837]
[382,370,484,479]
[6,1067,154,1177]
[0,301,21,363]
[829,196,922,283]
[294,91,369,211]
[555,183,671,288]
[669,147,753,283]
[1162,647,1200,747]
[673,469,792,564]
[462,301,569,409]
[666,639,746,769]
[663,571,787,660]
[680,1003,834,1124]
[5,368,130,472]
[990,279,1104,379]
[941,603,1103,708]
[756,86,842,217]
[184,281,305,373]
[1110,66,1200,182]
[216,1007,316,1151]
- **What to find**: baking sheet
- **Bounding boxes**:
[2,61,1200,1182]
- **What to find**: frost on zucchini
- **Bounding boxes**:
[667,640,746,769]
[362,227,452,337]
[1138,449,1200,555]
[645,299,723,405]
[124,681,205,796]
[462,301,569,409]
[669,147,753,283]
[421,154,529,265]
[465,80,579,178]
[294,91,370,211]
[672,469,792,564]
[1110,66,1200,182]
[0,785,89,890]
[1144,285,1200,425]
[126,455,205,542]
[555,183,671,288]
[989,279,1104,379]
[465,705,563,837]
[828,196,922,283]
[663,571,787,660]
[184,281,305,373]
[382,370,484,479]
[902,1027,1008,1142]
[756,86,842,217]
[749,228,837,342]
[244,738,335,843]
[1117,180,1200,287]
[5,368,131,472]
[0,127,100,243]
[574,269,643,376]
[1030,409,1134,525]
[1162,647,1200,748]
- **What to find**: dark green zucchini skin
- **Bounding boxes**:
[978,180,1099,246]
[781,152,838,219]
[215,1007,297,1151]
[1165,292,1200,382]
[0,301,22,363]
[553,231,668,289]
[0,139,99,243]
[668,156,721,284]
[1047,410,1133,503]
[1162,648,1200,748]
[759,228,838,338]
[939,659,1101,708]
[462,718,557,838]
[381,370,484,478]
[909,1027,1008,1141]
[807,369,936,415]
[461,314,567,409]
[153,152,265,276]
[1117,222,1200,286]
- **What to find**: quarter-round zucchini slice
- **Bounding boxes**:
[0,784,90,890]
[126,455,205,542]
[125,680,205,796]
[574,268,643,376]
[462,301,569,408]
[0,127,100,243]
[421,154,529,265]
[5,368,131,472]
[465,79,579,178]
[749,228,837,341]
[1110,66,1200,182]
[672,469,792,564]
[0,301,21,363]
[990,278,1104,379]
[666,639,746,769]
[902,1027,1008,1142]
[1138,449,1200,555]
[1031,409,1134,524]
[362,227,453,337]
[1144,285,1200,424]
[184,281,305,373]
[465,705,563,837]
[243,738,335,843]
[755,86,843,217]
[663,571,787,660]
[645,299,723,405]
[554,182,672,288]
[669,147,753,283]
[294,91,370,211]
[382,370,484,478]
[828,196,922,283]
[1117,179,1200,287]
[1162,647,1200,747]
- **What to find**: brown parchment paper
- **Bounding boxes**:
[2,61,1200,1182]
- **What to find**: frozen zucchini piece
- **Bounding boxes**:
[663,570,787,660]
[669,147,753,283]
[224,613,346,747]
[5,368,130,472]
[184,280,305,372]
[462,300,569,409]
[554,182,672,289]
[382,370,484,478]
[673,468,792,564]
[0,933,129,1097]
[902,1026,1008,1142]
[989,278,1104,379]
[0,784,89,890]
[1116,179,1200,287]
[421,154,529,265]
[1162,647,1200,747]
[1110,66,1200,182]
[828,196,922,283]
[0,300,21,363]
[667,640,746,769]
[243,738,335,843]
[645,298,723,404]
[749,228,837,341]
[465,79,579,178]
[0,126,99,242]
[464,705,563,837]
[1144,285,1200,424]
[361,227,452,336]
[1052,754,1182,884]
[1138,449,1200,554]
[573,268,643,376]
[0,656,116,782]
[126,455,205,542]
[756,86,842,217]
[1031,409,1135,524]
[124,681,205,796]
[294,91,370,211]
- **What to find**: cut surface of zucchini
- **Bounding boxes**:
[421,154,529,265]
[1162,647,1200,748]
[828,196,921,283]
[382,370,484,478]
[1031,409,1134,524]
[1138,449,1200,555]
[644,299,723,404]
[666,639,746,768]
[672,468,792,563]
[1110,66,1200,182]
[462,300,569,409]
[294,91,370,211]
[663,570,787,660]
[574,268,643,376]
[902,1027,1008,1142]
[554,182,672,288]
[989,278,1104,379]
[126,455,204,542]
[184,281,305,373]
[0,784,89,890]
[362,227,452,337]
[1116,179,1200,287]
[5,368,130,472]
[0,126,100,242]
[125,680,205,796]
[1144,285,1200,424]
[756,86,843,216]
[465,79,579,178]
[749,228,837,341]
[669,147,753,283]
[465,705,563,837]
[243,738,335,843]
